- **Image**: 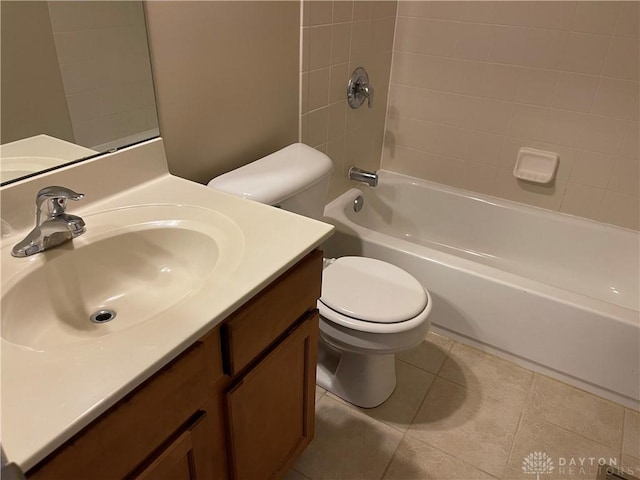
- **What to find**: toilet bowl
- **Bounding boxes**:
[316,256,431,407]
[208,143,433,408]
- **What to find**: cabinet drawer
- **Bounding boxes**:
[222,249,322,376]
[28,343,209,480]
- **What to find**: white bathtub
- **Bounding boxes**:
[322,170,640,408]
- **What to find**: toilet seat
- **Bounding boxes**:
[319,257,431,334]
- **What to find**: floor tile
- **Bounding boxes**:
[623,409,640,458]
[439,343,533,407]
[283,468,311,480]
[620,455,640,477]
[504,415,620,480]
[294,395,403,480]
[396,331,453,374]
[383,436,496,479]
[329,360,436,432]
[316,385,326,404]
[407,377,521,478]
[526,375,625,450]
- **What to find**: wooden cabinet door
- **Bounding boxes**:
[132,412,213,480]
[225,312,319,480]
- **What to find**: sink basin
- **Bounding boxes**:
[1,205,244,351]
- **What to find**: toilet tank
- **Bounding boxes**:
[207,143,334,220]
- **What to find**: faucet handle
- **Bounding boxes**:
[347,67,375,110]
[36,186,84,217]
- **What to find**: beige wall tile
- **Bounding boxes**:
[614,2,640,38]
[478,63,521,101]
[620,122,640,160]
[384,436,495,480]
[306,1,332,26]
[526,375,625,449]
[492,169,565,210]
[352,1,372,21]
[429,1,496,23]
[371,17,395,54]
[472,99,513,135]
[408,377,521,478]
[553,72,599,113]
[433,92,478,130]
[488,26,529,65]
[515,67,559,107]
[604,36,640,81]
[395,17,457,57]
[328,62,349,103]
[562,32,610,74]
[597,190,640,230]
[330,22,351,65]
[579,115,629,155]
[305,67,330,112]
[509,104,549,142]
[308,25,332,70]
[570,150,616,188]
[332,1,353,23]
[524,29,567,70]
[453,23,493,61]
[608,156,640,196]
[371,1,397,20]
[327,101,346,140]
[572,1,620,35]
[294,396,403,479]
[302,107,329,147]
[592,78,640,120]
[493,1,532,27]
[529,1,576,30]
[466,131,504,167]
[543,109,589,147]
[560,182,605,219]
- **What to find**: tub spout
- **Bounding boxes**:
[348,167,378,187]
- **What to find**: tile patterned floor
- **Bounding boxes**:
[286,332,640,480]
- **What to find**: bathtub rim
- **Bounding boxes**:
[324,186,639,329]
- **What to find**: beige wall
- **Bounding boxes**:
[301,0,397,201]
[1,1,74,145]
[384,1,639,230]
[145,1,300,184]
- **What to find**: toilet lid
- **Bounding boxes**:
[320,257,427,323]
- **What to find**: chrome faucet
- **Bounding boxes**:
[11,186,86,257]
[348,167,378,187]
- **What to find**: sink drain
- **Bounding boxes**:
[90,309,117,324]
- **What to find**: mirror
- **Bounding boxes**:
[0,1,159,185]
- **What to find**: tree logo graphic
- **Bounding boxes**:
[522,451,554,480]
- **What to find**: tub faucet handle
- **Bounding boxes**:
[347,67,374,109]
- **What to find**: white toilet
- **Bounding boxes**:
[208,143,432,408]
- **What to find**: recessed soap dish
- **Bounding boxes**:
[513,147,559,184]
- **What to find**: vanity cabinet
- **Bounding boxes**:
[25,250,323,480]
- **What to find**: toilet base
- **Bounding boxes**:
[316,338,397,408]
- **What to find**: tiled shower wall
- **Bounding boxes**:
[301,0,397,201]
[383,1,639,230]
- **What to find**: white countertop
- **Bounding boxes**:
[0,139,334,470]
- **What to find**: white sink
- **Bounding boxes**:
[1,204,244,350]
